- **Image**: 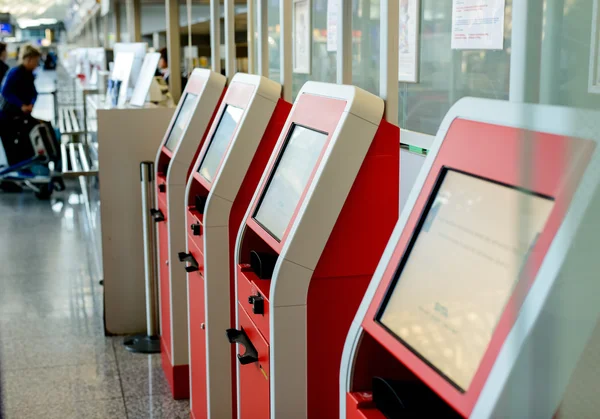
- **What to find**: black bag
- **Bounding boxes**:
[0,116,57,166]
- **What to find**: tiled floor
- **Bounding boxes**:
[0,189,190,419]
[0,69,189,418]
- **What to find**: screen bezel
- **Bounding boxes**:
[164,92,197,152]
[251,123,329,242]
[243,93,348,253]
[355,114,593,418]
[197,104,244,184]
[374,167,554,392]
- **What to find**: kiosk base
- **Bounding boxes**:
[123,335,161,354]
[160,339,191,399]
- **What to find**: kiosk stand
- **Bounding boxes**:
[100,106,175,335]
[181,73,290,419]
[153,69,226,399]
[231,82,400,418]
[340,98,600,418]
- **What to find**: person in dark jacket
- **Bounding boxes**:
[0,45,48,169]
[0,44,40,120]
[0,42,8,85]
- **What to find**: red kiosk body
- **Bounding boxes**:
[232,82,400,418]
[182,73,291,419]
[341,98,600,418]
[153,69,226,398]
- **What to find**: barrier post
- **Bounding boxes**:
[123,161,161,353]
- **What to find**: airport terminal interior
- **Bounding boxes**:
[1,0,600,418]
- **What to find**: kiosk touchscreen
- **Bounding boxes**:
[341,98,600,418]
[180,73,290,419]
[151,68,226,399]
[230,82,400,419]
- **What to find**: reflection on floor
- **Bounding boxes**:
[0,186,189,418]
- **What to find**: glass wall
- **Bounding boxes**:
[548,0,600,110]
[352,0,381,95]
[261,0,600,138]
[267,0,281,82]
[266,0,337,98]
[399,0,512,136]
[291,0,337,97]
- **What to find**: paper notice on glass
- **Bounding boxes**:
[327,0,340,52]
[398,0,420,83]
[293,0,311,74]
[451,0,506,50]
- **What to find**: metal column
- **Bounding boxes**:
[225,0,236,77]
[336,0,352,84]
[210,0,222,74]
[247,0,256,74]
[153,32,161,50]
[186,0,193,75]
[540,0,565,105]
[166,0,182,101]
[123,162,161,353]
[257,0,268,77]
[380,0,399,124]
[114,0,122,43]
[126,0,142,42]
[91,12,99,47]
[509,0,544,103]
[103,15,110,48]
[280,0,292,101]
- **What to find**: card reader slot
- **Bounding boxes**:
[250,251,278,279]
[372,377,461,418]
[195,195,207,214]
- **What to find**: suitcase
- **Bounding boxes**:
[1,117,58,166]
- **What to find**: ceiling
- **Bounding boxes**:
[0,0,68,22]
[1,0,247,27]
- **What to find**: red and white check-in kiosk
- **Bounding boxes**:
[180,73,290,419]
[153,69,226,398]
[231,82,400,418]
[340,98,600,418]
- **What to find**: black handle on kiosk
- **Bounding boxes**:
[248,294,265,315]
[150,209,165,222]
[178,252,200,273]
[190,222,201,236]
[158,183,166,193]
[226,328,259,365]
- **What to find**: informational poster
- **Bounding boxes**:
[293,0,311,74]
[398,0,420,83]
[451,0,506,50]
[326,0,340,52]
